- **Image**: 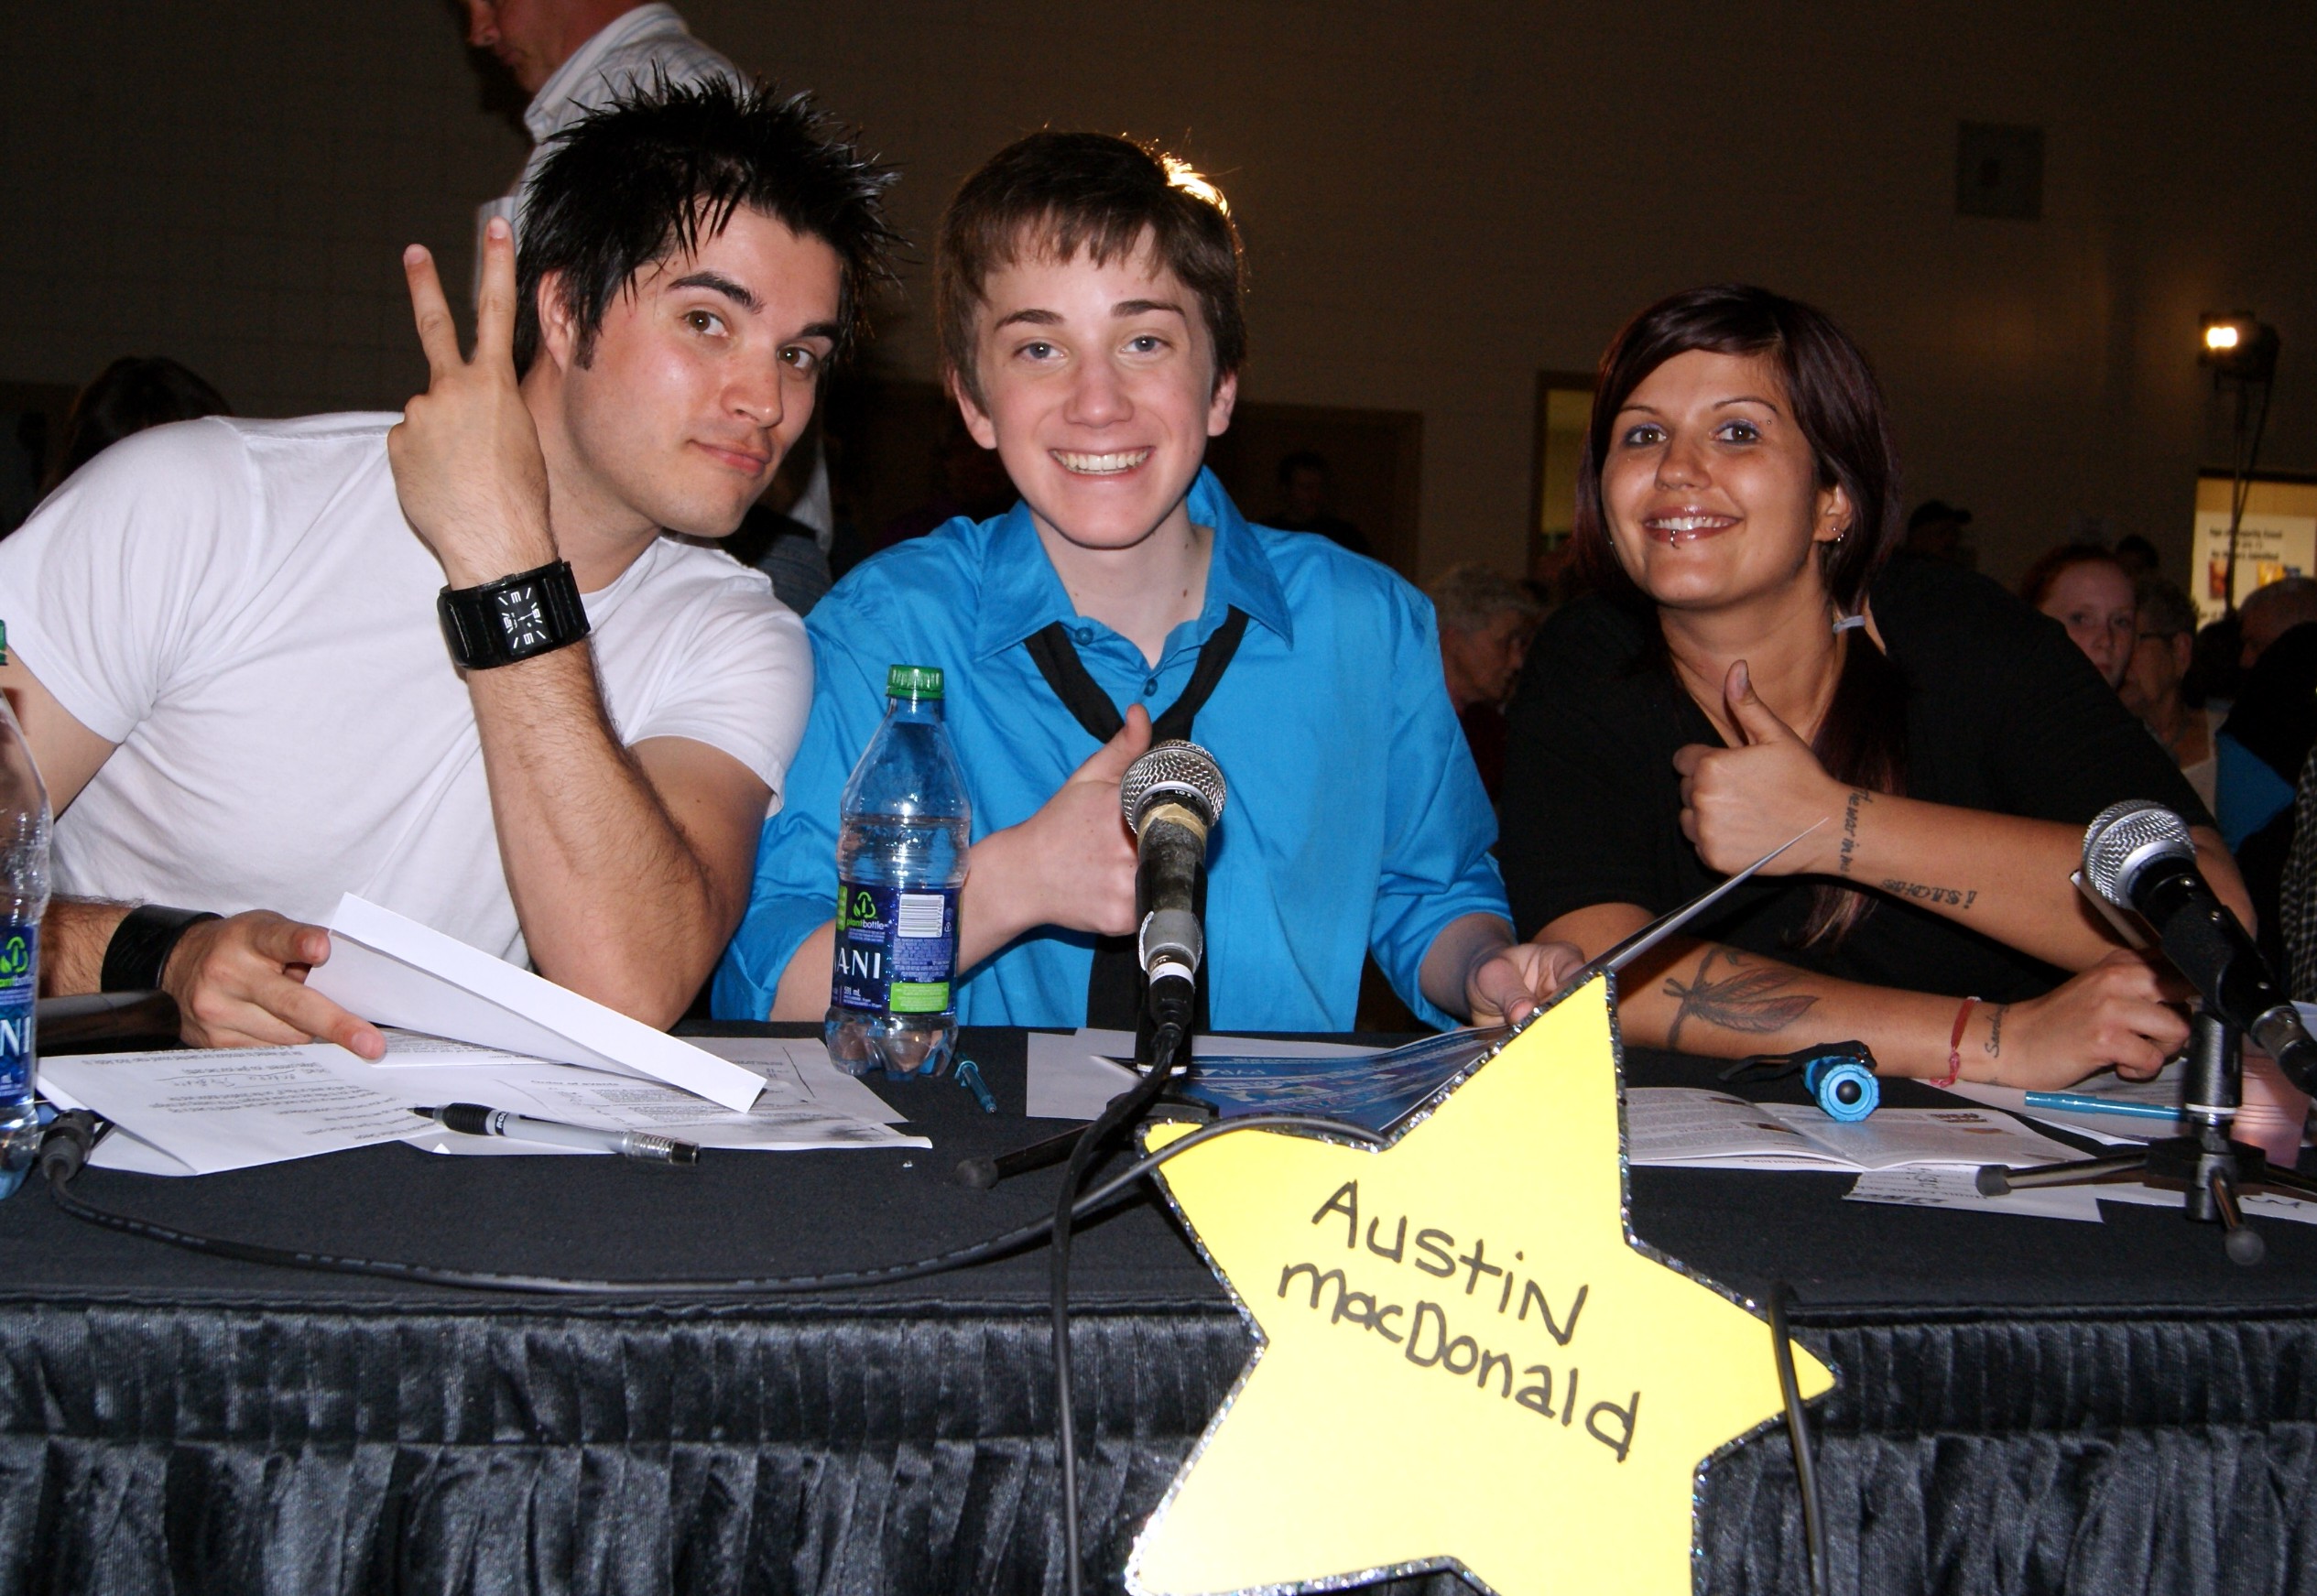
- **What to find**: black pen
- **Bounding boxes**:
[411,1103,699,1164]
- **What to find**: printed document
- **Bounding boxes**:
[1626,1088,2076,1171]
[39,1037,923,1176]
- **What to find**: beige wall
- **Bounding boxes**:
[5,1,2312,584]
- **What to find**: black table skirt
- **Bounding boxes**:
[5,1026,2317,1594]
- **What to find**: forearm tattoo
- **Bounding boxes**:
[1878,879,1979,909]
[1661,948,1822,1051]
[1838,789,1871,877]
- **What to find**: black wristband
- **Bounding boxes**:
[437,559,591,671]
[101,905,222,993]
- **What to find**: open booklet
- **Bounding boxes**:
[1030,1026,1504,1134]
[1626,1088,2077,1171]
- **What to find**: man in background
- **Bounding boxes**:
[1425,562,1539,800]
[2236,575,2317,671]
[467,2,740,242]
[1900,497,1973,565]
[1269,450,1372,558]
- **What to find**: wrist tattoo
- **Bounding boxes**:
[1662,948,1820,1051]
[1878,879,1979,909]
[1982,1002,2007,1059]
[1838,788,1872,877]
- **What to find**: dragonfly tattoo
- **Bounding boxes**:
[1662,948,1820,1050]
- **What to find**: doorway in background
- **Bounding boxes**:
[1529,371,1595,596]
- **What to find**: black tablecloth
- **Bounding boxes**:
[3,1026,2315,1594]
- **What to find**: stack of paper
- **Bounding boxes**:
[39,1034,925,1177]
[38,894,931,1175]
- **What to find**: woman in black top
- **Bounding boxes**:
[1499,286,2248,1088]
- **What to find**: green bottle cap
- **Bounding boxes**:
[0,620,8,668]
[887,664,943,701]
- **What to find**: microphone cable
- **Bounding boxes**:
[1768,1281,1829,1596]
[1051,1018,1183,1596]
[33,1105,1378,1297]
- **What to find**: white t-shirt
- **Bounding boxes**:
[0,413,810,964]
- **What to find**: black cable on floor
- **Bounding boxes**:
[1768,1281,1827,1596]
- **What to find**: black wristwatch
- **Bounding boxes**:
[437,559,591,670]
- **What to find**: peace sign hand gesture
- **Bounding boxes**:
[386,216,558,589]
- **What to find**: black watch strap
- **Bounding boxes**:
[102,905,222,993]
[437,559,591,670]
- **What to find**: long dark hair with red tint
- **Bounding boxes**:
[1572,284,1908,947]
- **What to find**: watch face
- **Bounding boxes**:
[494,584,549,651]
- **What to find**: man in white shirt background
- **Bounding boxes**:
[0,83,897,1058]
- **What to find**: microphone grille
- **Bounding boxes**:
[1120,740,1227,828]
[2082,799,2194,907]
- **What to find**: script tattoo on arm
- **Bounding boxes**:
[1661,948,1822,1051]
[1982,1002,2007,1059]
[1838,789,1872,877]
[1877,878,1980,909]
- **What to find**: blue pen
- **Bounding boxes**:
[2020,1091,2182,1123]
[954,1058,998,1114]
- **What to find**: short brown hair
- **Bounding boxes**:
[2018,543,2126,611]
[935,131,1246,409]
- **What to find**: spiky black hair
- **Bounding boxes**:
[514,78,901,375]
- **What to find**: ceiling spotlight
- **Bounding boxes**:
[2201,312,2279,381]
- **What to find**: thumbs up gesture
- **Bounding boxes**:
[970,704,1153,942]
[1670,660,1844,876]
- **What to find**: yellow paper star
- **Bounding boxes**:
[1127,973,1834,1596]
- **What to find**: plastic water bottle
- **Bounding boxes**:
[0,621,50,1192]
[825,664,970,1080]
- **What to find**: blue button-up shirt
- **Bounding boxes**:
[713,470,1507,1031]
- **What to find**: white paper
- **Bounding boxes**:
[43,1036,923,1174]
[35,1075,201,1174]
[689,1036,906,1124]
[38,1045,437,1175]
[306,894,761,1112]
[364,1028,556,1068]
[2086,1181,2317,1227]
[1845,1168,2111,1222]
[1024,1027,1376,1120]
[394,1042,925,1156]
[1625,1088,2077,1171]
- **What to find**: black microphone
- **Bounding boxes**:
[1118,740,1227,1034]
[2082,799,2317,1093]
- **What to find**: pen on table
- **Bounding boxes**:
[411,1103,700,1164]
[2019,1091,2182,1124]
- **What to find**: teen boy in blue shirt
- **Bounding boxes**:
[714,132,1565,1032]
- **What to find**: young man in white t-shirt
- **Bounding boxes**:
[0,81,897,1056]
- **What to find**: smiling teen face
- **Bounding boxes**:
[532,205,843,556]
[953,236,1238,558]
[1599,348,1849,618]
